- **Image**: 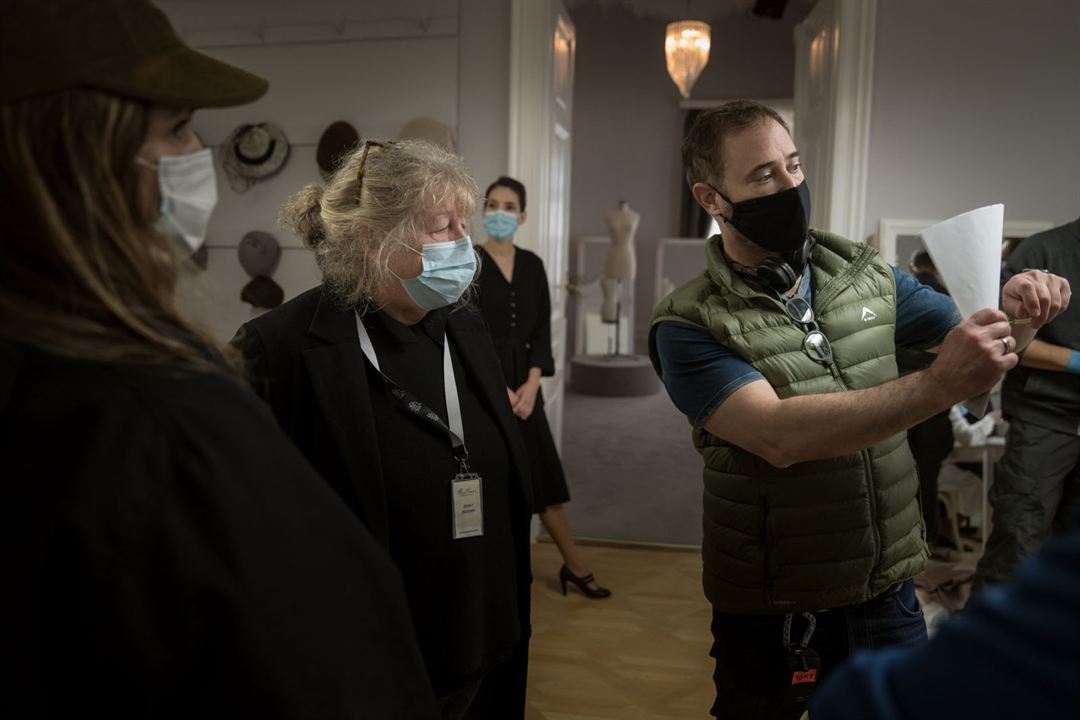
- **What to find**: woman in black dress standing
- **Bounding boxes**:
[477,176,610,599]
[235,144,533,719]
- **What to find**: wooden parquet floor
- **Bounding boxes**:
[526,540,715,720]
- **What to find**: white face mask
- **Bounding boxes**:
[137,148,218,253]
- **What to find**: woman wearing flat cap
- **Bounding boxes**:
[0,1,437,717]
[233,140,534,719]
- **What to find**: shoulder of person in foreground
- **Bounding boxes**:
[234,285,326,352]
[231,285,331,399]
[808,509,1080,720]
[1,347,439,719]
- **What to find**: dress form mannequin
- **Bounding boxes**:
[600,278,619,326]
[568,199,658,395]
[601,201,640,353]
[604,200,639,280]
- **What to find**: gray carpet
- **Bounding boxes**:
[558,389,705,547]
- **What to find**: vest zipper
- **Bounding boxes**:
[823,357,882,575]
[862,447,880,579]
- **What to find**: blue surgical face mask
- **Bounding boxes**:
[136,148,218,254]
[483,210,518,241]
[396,235,478,310]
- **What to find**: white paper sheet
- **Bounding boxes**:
[919,204,1003,320]
[918,204,1005,417]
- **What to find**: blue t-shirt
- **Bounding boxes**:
[655,266,961,429]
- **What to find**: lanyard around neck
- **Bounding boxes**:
[354,312,467,463]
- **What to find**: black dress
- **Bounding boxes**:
[359,307,522,698]
[234,287,534,717]
[476,245,570,510]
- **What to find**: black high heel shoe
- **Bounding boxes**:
[559,564,612,599]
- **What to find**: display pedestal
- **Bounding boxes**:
[569,354,659,397]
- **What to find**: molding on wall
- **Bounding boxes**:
[180,17,457,48]
[877,217,1055,267]
[831,0,876,243]
[507,0,549,256]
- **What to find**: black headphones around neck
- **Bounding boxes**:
[752,235,816,295]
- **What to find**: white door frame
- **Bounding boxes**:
[508,0,573,449]
[794,0,877,242]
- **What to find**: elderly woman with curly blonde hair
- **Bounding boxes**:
[234,139,533,720]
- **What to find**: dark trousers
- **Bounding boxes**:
[709,580,928,720]
[907,409,954,544]
[975,418,1080,588]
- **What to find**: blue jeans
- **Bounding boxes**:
[709,580,928,720]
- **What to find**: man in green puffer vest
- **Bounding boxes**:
[650,101,1070,720]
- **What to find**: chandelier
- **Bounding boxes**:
[664,20,711,99]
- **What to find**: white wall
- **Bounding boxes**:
[158,0,510,341]
[566,4,808,347]
[863,0,1080,240]
[457,0,512,214]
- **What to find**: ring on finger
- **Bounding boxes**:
[1000,336,1013,355]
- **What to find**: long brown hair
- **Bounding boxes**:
[0,88,231,371]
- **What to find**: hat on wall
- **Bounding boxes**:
[238,230,281,277]
[238,230,283,309]
[241,275,284,309]
[316,121,360,180]
[1,0,267,107]
[220,122,290,192]
[397,117,455,152]
[189,244,209,271]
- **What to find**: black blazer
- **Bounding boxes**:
[1,341,438,719]
[233,286,534,548]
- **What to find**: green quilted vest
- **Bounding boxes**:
[649,230,927,613]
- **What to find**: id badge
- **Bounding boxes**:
[451,472,484,540]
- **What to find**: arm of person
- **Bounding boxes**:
[892,266,962,353]
[808,511,1080,720]
[514,256,555,420]
[892,266,1070,356]
[654,321,766,432]
[999,229,1069,351]
[525,256,556,376]
[703,309,1018,468]
[1000,269,1071,351]
[512,367,543,419]
[1018,337,1079,373]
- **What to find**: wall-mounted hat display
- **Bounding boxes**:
[190,244,209,271]
[241,275,285,309]
[397,116,455,152]
[316,120,360,180]
[238,230,284,309]
[220,122,290,192]
[238,230,281,277]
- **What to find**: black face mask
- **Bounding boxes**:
[712,180,812,254]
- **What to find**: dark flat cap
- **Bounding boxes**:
[316,121,360,179]
[238,231,281,277]
[1,0,267,107]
